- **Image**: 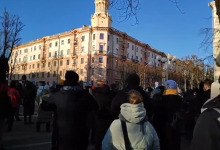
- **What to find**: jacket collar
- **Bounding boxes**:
[202,94,220,113]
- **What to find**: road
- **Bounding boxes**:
[3,103,190,150]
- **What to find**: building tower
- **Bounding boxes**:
[91,0,112,27]
[209,1,220,81]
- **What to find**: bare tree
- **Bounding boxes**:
[0,9,24,83]
[9,50,18,80]
[110,0,184,24]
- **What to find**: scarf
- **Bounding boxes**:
[164,89,178,95]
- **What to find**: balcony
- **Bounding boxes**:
[41,57,46,63]
[59,54,64,59]
[53,55,58,60]
[120,55,127,61]
[132,59,139,63]
[71,52,78,58]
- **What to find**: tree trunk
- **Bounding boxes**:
[0,55,9,84]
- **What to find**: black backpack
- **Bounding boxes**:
[170,110,187,133]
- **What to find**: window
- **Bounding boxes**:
[60,50,63,57]
[68,39,70,44]
[116,49,118,54]
[55,51,57,58]
[38,54,40,59]
[48,62,51,67]
[80,69,83,75]
[47,72,50,77]
[60,71,62,76]
[17,74,19,79]
[55,42,58,47]
[107,46,109,52]
[54,61,56,66]
[34,46,36,50]
[73,59,76,65]
[92,45,95,51]
[42,63,45,68]
[67,49,70,55]
[81,58,84,64]
[136,47,138,52]
[33,55,35,60]
[107,58,109,64]
[136,56,138,60]
[127,43,129,48]
[99,57,103,63]
[82,47,84,53]
[36,73,39,78]
[116,38,118,44]
[29,65,31,69]
[60,60,63,66]
[82,36,85,42]
[50,43,52,47]
[99,45,103,51]
[108,35,109,41]
[92,57,94,63]
[98,68,103,75]
[20,50,21,54]
[19,58,21,62]
[132,55,134,59]
[32,64,35,68]
[100,33,104,39]
[39,45,41,50]
[53,71,56,77]
[61,40,64,45]
[49,52,51,57]
[115,60,118,66]
[93,34,95,40]
[66,60,69,65]
[42,72,44,78]
[37,63,40,68]
[152,53,153,58]
[127,53,129,58]
[132,45,134,50]
[91,68,94,75]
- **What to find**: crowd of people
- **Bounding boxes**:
[0,71,219,150]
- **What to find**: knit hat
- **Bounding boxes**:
[210,82,220,99]
[164,80,177,90]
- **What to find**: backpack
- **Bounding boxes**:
[170,110,187,133]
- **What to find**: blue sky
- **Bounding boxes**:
[0,0,213,59]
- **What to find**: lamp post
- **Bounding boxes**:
[144,62,153,89]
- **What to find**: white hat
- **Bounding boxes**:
[210,82,220,99]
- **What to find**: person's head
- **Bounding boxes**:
[164,80,177,90]
[157,86,165,94]
[64,71,79,86]
[146,87,153,93]
[152,89,161,96]
[10,81,17,88]
[203,79,213,91]
[127,90,143,104]
[210,82,220,99]
[125,73,140,87]
[21,75,27,81]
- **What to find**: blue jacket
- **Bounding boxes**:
[102,103,160,150]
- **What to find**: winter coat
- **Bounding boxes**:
[95,86,115,150]
[8,88,20,108]
[111,86,152,120]
[40,85,99,150]
[0,93,12,119]
[36,89,52,123]
[152,94,182,150]
[102,103,160,150]
[23,82,37,115]
[190,94,220,150]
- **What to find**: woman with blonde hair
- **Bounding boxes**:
[102,89,160,150]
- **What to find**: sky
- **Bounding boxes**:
[0,0,214,59]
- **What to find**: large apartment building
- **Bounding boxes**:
[9,0,167,87]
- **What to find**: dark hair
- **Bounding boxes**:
[10,81,17,88]
[157,86,165,94]
[125,73,140,86]
[147,87,153,92]
[204,79,213,88]
[64,71,79,86]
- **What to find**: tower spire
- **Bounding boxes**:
[91,0,112,27]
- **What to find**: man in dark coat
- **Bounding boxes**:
[199,79,212,109]
[111,73,152,119]
[41,71,99,150]
[190,82,220,150]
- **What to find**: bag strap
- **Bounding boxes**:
[121,120,130,150]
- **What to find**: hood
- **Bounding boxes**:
[119,103,146,124]
[202,94,220,113]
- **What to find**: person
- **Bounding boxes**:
[200,79,212,108]
[36,85,52,132]
[15,81,23,121]
[153,80,182,150]
[0,83,12,149]
[190,82,220,150]
[40,71,99,150]
[7,81,20,131]
[23,81,36,124]
[111,73,152,120]
[95,84,115,150]
[102,89,160,150]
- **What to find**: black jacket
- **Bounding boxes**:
[190,95,220,150]
[41,86,99,150]
[111,85,151,119]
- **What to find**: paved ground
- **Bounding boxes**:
[2,103,190,150]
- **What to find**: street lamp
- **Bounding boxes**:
[144,61,153,89]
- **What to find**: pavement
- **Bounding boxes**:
[3,103,190,150]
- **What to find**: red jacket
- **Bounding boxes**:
[8,88,20,108]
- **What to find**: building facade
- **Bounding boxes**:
[209,1,220,82]
[9,0,171,87]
